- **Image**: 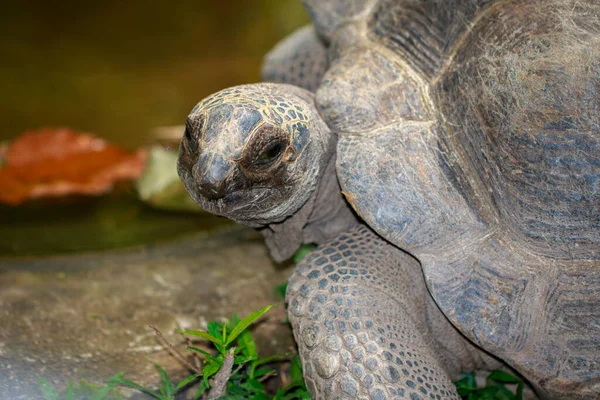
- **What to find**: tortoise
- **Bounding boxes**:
[177,0,600,398]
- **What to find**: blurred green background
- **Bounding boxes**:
[0,0,310,148]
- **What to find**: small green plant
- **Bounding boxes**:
[108,364,199,400]
[455,370,524,400]
[38,375,125,400]
[39,304,308,400]
[176,304,309,399]
[292,244,315,265]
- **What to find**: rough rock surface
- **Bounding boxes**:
[0,227,293,399]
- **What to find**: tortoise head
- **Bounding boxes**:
[177,83,334,227]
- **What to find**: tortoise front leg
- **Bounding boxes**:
[287,225,465,399]
[261,25,328,92]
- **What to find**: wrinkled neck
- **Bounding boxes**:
[303,149,360,244]
[260,149,359,262]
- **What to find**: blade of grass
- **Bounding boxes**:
[207,322,222,341]
[253,367,276,379]
[175,373,202,391]
[64,380,75,400]
[455,371,477,396]
[177,329,223,347]
[292,244,315,264]
[290,356,303,383]
[38,377,59,400]
[225,304,273,346]
[487,370,521,384]
[155,364,174,399]
[274,282,288,298]
[186,346,215,359]
[276,381,308,398]
[194,380,209,400]
[516,381,524,400]
[109,375,165,400]
[236,329,257,359]
[249,353,292,379]
[89,375,122,400]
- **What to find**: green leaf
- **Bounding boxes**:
[455,371,477,396]
[202,359,222,386]
[89,379,120,400]
[292,244,315,264]
[283,388,311,400]
[207,321,226,353]
[240,378,264,394]
[253,367,275,379]
[277,381,308,398]
[473,385,515,400]
[186,346,215,360]
[249,352,292,379]
[515,381,524,400]
[175,373,201,391]
[109,375,164,400]
[254,353,292,367]
[234,355,257,365]
[207,321,223,340]
[155,364,174,399]
[274,282,288,298]
[227,382,248,396]
[194,380,209,400]
[290,356,303,383]
[64,380,75,400]
[487,370,521,384]
[230,314,241,326]
[290,389,312,400]
[225,304,273,346]
[38,377,59,400]
[236,329,258,359]
[274,380,310,400]
[251,392,271,400]
[177,329,223,347]
[468,392,494,400]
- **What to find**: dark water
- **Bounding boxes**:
[0,190,234,257]
[0,1,309,256]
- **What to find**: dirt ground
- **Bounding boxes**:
[0,227,296,399]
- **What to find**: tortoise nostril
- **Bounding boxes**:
[198,175,227,200]
[194,153,231,200]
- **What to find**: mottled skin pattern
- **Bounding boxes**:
[178,0,600,399]
[288,225,497,399]
[178,84,324,228]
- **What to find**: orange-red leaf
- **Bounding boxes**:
[0,128,147,205]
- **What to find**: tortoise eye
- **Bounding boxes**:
[240,124,289,177]
[182,115,205,154]
[254,141,285,168]
[182,126,197,153]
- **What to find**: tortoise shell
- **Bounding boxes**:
[304,0,599,395]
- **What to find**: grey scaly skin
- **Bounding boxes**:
[178,83,359,261]
[179,0,600,398]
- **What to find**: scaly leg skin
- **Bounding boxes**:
[261,25,328,93]
[287,225,480,399]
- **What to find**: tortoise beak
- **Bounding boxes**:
[194,153,231,200]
